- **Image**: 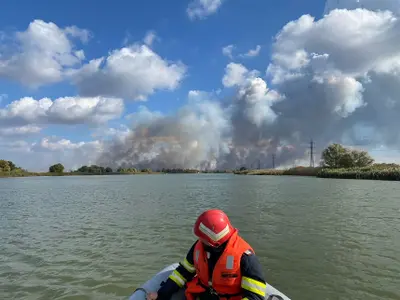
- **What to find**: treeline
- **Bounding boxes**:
[235,143,400,181]
[0,160,22,172]
[0,160,233,177]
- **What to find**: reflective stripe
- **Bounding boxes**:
[226,255,234,269]
[168,270,186,287]
[241,276,267,297]
[199,222,230,242]
[242,298,249,300]
[195,250,200,263]
[181,258,195,273]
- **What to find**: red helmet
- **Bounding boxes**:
[193,209,235,247]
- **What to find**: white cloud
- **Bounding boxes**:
[143,30,157,46]
[0,96,123,127]
[69,44,186,100]
[188,90,213,102]
[262,3,400,153]
[187,0,225,20]
[0,19,90,87]
[0,125,42,137]
[222,44,235,59]
[0,140,31,153]
[223,63,283,127]
[324,0,400,16]
[125,105,164,127]
[91,124,131,141]
[240,45,261,58]
[267,9,400,82]
[222,63,259,87]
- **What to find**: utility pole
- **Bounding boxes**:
[257,159,261,170]
[272,154,276,169]
[309,139,315,167]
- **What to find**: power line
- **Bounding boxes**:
[309,139,315,167]
[272,154,276,169]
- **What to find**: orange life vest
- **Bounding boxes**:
[184,230,254,300]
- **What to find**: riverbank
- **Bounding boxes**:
[0,169,232,178]
[233,164,400,181]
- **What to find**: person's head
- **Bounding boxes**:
[193,209,236,252]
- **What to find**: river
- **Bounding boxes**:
[0,174,399,300]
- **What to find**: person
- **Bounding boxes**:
[146,209,267,300]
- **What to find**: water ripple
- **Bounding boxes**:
[0,175,399,300]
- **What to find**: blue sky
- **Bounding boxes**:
[1,0,400,171]
[0,0,324,116]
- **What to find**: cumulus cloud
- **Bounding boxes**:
[222,62,258,87]
[265,4,400,149]
[0,19,89,87]
[0,20,186,101]
[187,0,225,20]
[0,96,123,127]
[96,2,400,170]
[324,0,400,15]
[69,44,186,100]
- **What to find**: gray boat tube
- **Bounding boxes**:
[129,263,291,300]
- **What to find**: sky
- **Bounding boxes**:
[1,0,400,171]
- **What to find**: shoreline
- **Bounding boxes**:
[0,170,232,178]
[2,165,400,181]
[233,166,400,181]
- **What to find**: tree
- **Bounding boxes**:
[321,144,347,168]
[49,163,65,173]
[105,167,113,173]
[7,161,16,170]
[0,160,11,172]
[349,150,374,168]
[321,144,374,168]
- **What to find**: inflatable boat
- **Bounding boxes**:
[129,263,291,300]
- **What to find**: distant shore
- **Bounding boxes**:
[0,169,233,178]
[233,165,400,181]
[2,165,400,181]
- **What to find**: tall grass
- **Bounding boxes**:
[234,166,321,176]
[234,164,400,181]
[316,165,400,181]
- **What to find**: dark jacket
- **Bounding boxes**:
[157,240,267,300]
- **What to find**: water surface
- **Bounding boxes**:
[1,174,399,300]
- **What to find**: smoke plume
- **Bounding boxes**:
[97,1,400,170]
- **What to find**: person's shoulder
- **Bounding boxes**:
[243,249,254,256]
[237,235,256,256]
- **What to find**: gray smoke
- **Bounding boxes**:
[97,1,400,170]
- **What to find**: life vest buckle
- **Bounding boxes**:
[209,287,218,296]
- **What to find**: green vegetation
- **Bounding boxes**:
[0,161,232,178]
[234,166,321,176]
[2,144,399,181]
[234,144,400,181]
[320,143,374,168]
[317,163,400,181]
[49,163,65,173]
